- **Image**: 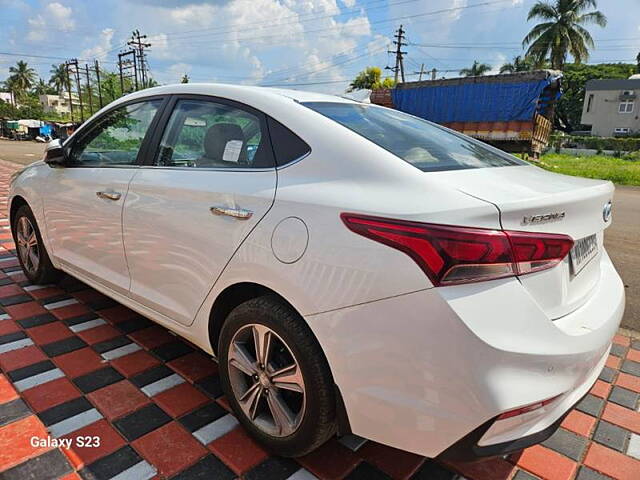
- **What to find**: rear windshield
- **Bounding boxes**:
[302,102,525,172]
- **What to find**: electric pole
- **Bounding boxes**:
[432,68,437,80]
[84,64,93,115]
[416,63,425,81]
[386,25,407,83]
[65,59,83,122]
[65,61,74,122]
[118,50,138,94]
[128,30,151,89]
[95,60,103,109]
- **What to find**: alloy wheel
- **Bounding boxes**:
[16,216,40,276]
[227,323,306,437]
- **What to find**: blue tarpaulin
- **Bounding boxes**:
[391,79,555,123]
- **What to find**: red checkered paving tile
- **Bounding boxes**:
[0,159,639,480]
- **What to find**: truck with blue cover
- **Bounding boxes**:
[370,70,562,158]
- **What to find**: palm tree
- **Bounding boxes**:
[499,55,535,73]
[8,60,37,98]
[460,61,492,77]
[33,78,50,95]
[49,63,69,95]
[522,0,607,70]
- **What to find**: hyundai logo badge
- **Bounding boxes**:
[603,201,612,222]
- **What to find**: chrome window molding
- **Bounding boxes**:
[276,151,311,170]
[139,165,275,173]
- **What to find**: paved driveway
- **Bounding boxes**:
[0,152,639,479]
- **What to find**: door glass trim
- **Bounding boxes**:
[137,165,275,173]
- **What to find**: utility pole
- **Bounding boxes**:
[432,68,437,80]
[84,64,93,115]
[387,25,407,83]
[65,59,83,122]
[416,63,425,81]
[128,30,151,89]
[73,61,84,121]
[65,61,74,122]
[95,60,103,109]
[118,50,138,95]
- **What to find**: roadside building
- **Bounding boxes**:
[0,91,16,106]
[38,94,79,115]
[581,75,640,137]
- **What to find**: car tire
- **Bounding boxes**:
[12,204,62,285]
[218,295,336,457]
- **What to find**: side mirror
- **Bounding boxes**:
[44,139,67,167]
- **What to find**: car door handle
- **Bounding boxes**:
[96,191,122,201]
[210,206,253,220]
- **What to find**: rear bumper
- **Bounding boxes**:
[305,250,624,458]
[437,374,595,462]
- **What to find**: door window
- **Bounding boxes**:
[155,99,274,168]
[69,99,162,166]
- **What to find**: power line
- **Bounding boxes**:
[0,51,116,65]
[159,0,423,40]
[147,0,515,48]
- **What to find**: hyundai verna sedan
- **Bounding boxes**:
[9,84,624,460]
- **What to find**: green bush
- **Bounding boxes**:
[550,134,640,152]
[623,151,640,162]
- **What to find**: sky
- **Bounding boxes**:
[0,0,638,94]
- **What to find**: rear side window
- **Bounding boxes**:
[267,117,310,166]
[155,99,274,169]
[302,102,525,172]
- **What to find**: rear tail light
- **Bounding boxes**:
[496,395,561,420]
[341,213,573,286]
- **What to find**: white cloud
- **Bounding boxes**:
[162,62,192,83]
[110,0,375,93]
[27,2,75,42]
[341,0,357,7]
[448,0,469,21]
[81,28,114,60]
[488,53,507,75]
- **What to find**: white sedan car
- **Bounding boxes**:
[9,84,624,460]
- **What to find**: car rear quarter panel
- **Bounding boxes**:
[189,109,503,350]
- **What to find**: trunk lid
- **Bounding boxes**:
[432,165,614,319]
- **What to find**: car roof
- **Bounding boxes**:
[118,83,357,106]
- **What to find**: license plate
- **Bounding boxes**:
[569,234,598,275]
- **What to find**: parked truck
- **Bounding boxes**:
[370,70,562,158]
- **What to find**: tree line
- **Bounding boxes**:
[1,60,157,122]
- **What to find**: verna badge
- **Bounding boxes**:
[603,201,612,222]
[522,212,566,225]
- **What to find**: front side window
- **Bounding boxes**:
[69,100,162,166]
[155,99,273,168]
[619,100,634,113]
[303,102,525,172]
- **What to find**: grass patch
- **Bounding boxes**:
[526,153,640,186]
